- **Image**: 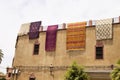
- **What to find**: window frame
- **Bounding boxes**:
[95,41,104,59]
[33,40,40,55]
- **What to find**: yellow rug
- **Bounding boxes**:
[67,22,86,50]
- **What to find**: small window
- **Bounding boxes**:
[96,47,103,59]
[29,78,36,80]
[8,73,11,77]
[29,73,36,80]
[33,44,39,55]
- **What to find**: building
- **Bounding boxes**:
[12,17,120,80]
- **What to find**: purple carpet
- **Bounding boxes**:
[29,21,41,39]
[45,25,58,51]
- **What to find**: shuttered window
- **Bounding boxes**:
[96,46,103,59]
[33,44,39,55]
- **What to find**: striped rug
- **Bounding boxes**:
[67,22,86,50]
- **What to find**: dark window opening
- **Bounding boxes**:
[96,47,103,59]
[29,73,36,80]
[8,73,11,77]
[33,44,39,55]
[29,78,36,80]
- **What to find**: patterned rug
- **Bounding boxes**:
[29,21,41,39]
[96,18,113,40]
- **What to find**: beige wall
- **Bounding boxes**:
[13,23,120,80]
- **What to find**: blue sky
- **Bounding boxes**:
[0,0,120,73]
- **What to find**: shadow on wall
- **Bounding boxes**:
[103,40,113,45]
[67,50,85,57]
[46,51,56,57]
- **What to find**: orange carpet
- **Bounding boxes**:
[67,22,86,50]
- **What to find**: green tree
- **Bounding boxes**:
[111,60,120,80]
[0,49,3,64]
[64,62,89,80]
[0,78,6,80]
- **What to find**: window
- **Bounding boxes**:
[29,78,36,80]
[95,41,103,59]
[96,46,103,59]
[8,73,11,77]
[29,73,36,80]
[33,44,39,55]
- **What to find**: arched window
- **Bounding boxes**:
[29,73,36,80]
